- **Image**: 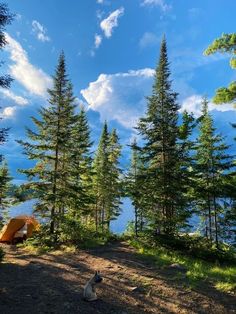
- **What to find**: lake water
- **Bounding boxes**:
[8,198,135,234]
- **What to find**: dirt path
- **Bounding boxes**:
[0,242,235,314]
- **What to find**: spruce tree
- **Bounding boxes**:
[177,110,197,230]
[0,3,13,89]
[137,37,181,235]
[18,53,76,237]
[194,98,233,245]
[127,138,146,236]
[0,160,11,225]
[93,123,122,233]
[204,33,236,104]
[93,122,110,232]
[107,128,122,229]
[68,106,93,220]
[0,3,14,160]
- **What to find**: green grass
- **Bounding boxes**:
[129,239,236,293]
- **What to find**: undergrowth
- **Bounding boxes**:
[129,236,236,293]
[0,247,5,263]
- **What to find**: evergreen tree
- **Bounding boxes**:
[0,3,13,89]
[194,98,233,245]
[68,106,93,220]
[93,123,122,233]
[127,138,146,236]
[93,122,110,232]
[107,128,122,229]
[177,110,197,229]
[204,33,236,104]
[0,160,11,225]
[0,3,14,161]
[18,53,76,238]
[137,37,181,234]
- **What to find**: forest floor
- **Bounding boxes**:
[0,241,235,314]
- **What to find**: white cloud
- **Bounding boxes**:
[81,68,154,128]
[100,7,124,38]
[81,65,236,129]
[2,106,16,118]
[32,20,50,42]
[180,95,235,117]
[141,0,172,11]
[0,89,29,105]
[5,33,52,97]
[94,34,102,49]
[139,32,160,49]
[97,0,104,3]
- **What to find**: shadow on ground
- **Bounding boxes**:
[0,242,235,314]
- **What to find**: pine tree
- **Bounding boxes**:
[137,36,181,235]
[93,122,110,232]
[194,98,233,245]
[107,129,122,229]
[0,3,14,161]
[204,33,236,104]
[177,110,197,230]
[93,123,122,233]
[0,160,11,225]
[0,3,13,89]
[127,138,146,236]
[18,53,76,238]
[68,106,93,220]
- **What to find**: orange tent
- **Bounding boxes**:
[0,215,39,243]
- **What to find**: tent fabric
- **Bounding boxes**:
[0,216,39,242]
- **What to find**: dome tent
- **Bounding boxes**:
[0,215,39,243]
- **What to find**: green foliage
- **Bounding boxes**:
[68,106,94,218]
[0,160,11,223]
[0,247,5,263]
[130,238,236,292]
[137,36,191,234]
[0,3,14,161]
[204,33,236,104]
[204,33,236,57]
[93,122,122,232]
[193,98,233,244]
[18,53,77,236]
[0,3,14,89]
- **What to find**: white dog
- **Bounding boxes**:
[83,271,103,301]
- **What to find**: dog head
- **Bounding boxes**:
[94,271,103,283]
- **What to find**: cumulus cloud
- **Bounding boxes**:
[97,0,104,3]
[5,33,52,97]
[32,20,50,42]
[100,7,124,38]
[139,32,160,49]
[0,89,29,105]
[141,0,172,11]
[81,68,154,128]
[180,95,235,117]
[94,34,102,49]
[1,106,16,118]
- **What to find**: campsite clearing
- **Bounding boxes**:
[0,241,235,314]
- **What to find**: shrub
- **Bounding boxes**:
[140,231,236,264]
[0,247,5,263]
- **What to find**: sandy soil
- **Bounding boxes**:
[0,241,235,314]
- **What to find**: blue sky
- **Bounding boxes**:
[1,0,236,184]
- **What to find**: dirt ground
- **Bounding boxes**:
[0,241,235,314]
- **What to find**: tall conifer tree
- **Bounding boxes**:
[0,160,11,225]
[194,98,233,244]
[137,37,180,234]
[93,123,122,232]
[18,53,76,237]
[69,107,93,219]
